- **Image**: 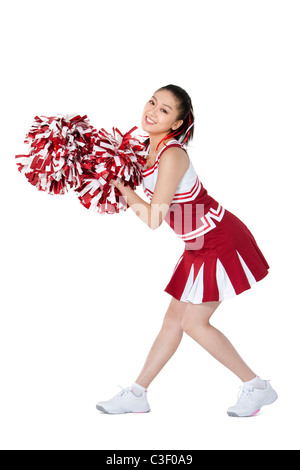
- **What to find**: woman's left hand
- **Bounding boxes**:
[110,178,126,192]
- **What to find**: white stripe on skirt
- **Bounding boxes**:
[180,264,195,302]
[216,259,236,301]
[176,250,258,304]
[237,251,257,285]
[186,264,205,304]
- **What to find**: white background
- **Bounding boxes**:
[0,0,299,450]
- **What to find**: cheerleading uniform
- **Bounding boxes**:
[141,140,269,304]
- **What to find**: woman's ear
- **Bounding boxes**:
[172,120,184,131]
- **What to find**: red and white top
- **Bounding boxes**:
[141,140,225,242]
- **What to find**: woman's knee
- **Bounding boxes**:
[181,309,206,336]
[163,298,187,330]
[181,302,219,336]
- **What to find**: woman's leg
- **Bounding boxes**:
[135,297,187,389]
[181,301,256,382]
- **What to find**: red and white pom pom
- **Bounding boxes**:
[75,127,148,214]
[15,114,98,195]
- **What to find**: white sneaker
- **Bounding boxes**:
[227,381,278,417]
[96,386,151,415]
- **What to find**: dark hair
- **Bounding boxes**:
[144,84,194,149]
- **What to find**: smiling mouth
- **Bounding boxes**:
[145,116,156,125]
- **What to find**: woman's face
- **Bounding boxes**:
[142,89,183,137]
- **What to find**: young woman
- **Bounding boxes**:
[96,85,278,418]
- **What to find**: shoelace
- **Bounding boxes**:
[237,379,270,405]
[117,385,133,398]
[236,386,255,405]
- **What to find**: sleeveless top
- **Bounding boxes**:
[141,140,225,243]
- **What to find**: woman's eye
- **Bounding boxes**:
[149,100,154,105]
[161,109,167,114]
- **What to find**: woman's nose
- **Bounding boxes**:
[150,107,157,118]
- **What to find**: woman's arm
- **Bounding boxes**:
[111,148,189,230]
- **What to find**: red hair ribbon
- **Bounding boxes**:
[155,111,194,150]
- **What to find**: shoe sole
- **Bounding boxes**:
[227,391,278,418]
[96,405,151,414]
[228,409,261,418]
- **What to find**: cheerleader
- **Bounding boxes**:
[96,85,278,417]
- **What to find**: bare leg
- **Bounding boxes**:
[135,298,187,389]
[181,301,256,382]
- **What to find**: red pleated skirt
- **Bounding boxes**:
[164,209,269,304]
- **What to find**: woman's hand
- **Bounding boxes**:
[110,178,126,192]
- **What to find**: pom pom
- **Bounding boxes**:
[75,127,148,214]
[16,116,148,215]
[15,114,98,195]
